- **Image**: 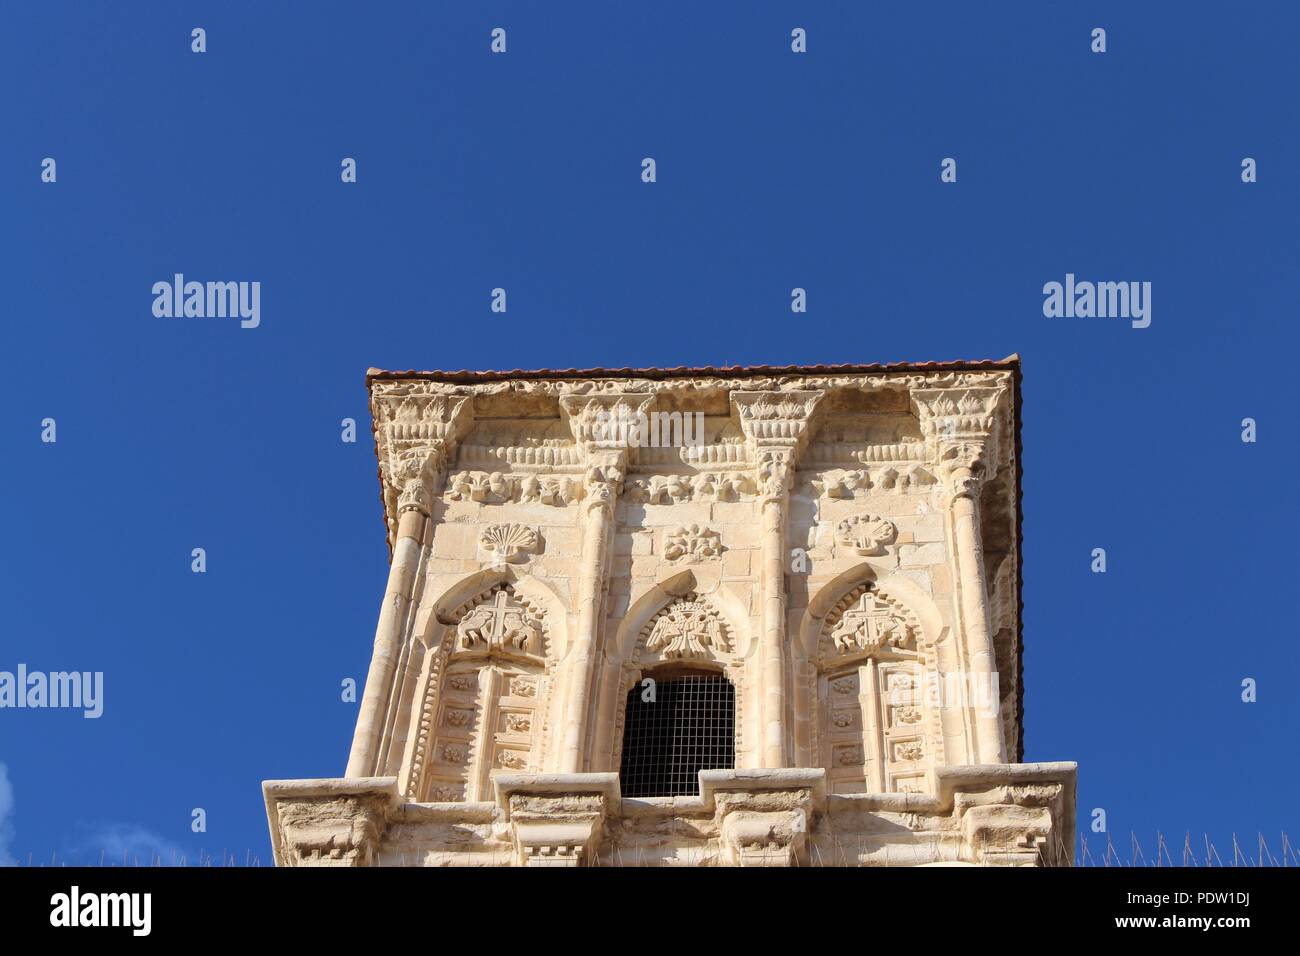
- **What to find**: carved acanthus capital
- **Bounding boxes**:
[377,395,475,519]
[911,386,1006,491]
[731,389,825,447]
[559,392,658,454]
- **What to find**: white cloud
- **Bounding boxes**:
[71,823,189,867]
[0,763,15,865]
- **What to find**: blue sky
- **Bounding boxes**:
[1,1,1296,865]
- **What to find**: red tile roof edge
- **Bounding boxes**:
[365,355,1020,385]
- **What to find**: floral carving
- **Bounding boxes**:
[625,471,756,504]
[895,742,924,762]
[831,677,856,695]
[444,708,471,727]
[446,471,581,506]
[662,524,722,563]
[510,678,536,698]
[504,713,532,734]
[497,751,528,770]
[836,747,864,766]
[478,523,539,563]
[442,744,466,764]
[835,514,897,556]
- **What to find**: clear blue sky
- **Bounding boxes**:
[1,1,1296,865]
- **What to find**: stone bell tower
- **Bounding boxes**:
[263,358,1076,866]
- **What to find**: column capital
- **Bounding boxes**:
[559,392,658,453]
[730,389,825,448]
[375,394,475,519]
[910,386,1007,503]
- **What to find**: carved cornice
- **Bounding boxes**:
[370,369,1013,400]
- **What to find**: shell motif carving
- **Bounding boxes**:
[478,523,539,563]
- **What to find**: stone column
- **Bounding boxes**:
[346,393,473,778]
[558,453,625,772]
[556,394,650,773]
[733,391,823,769]
[914,387,1008,766]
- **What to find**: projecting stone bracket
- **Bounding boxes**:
[960,803,1052,866]
[494,772,621,867]
[704,768,826,867]
[263,777,398,867]
[943,763,1076,867]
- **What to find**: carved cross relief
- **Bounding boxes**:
[826,590,916,660]
[455,588,545,663]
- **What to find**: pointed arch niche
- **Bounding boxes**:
[400,569,568,802]
[797,566,947,796]
[596,570,754,777]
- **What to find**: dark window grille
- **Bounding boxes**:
[618,670,735,798]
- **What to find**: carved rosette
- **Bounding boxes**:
[663,524,722,563]
[478,523,539,563]
[835,514,897,556]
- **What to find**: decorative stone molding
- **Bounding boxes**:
[810,465,936,498]
[478,523,539,563]
[834,514,897,557]
[446,471,582,506]
[263,777,397,867]
[662,524,722,563]
[625,471,756,504]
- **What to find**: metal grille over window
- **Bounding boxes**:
[619,671,735,798]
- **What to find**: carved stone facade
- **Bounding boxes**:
[263,358,1077,866]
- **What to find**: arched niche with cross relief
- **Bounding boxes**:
[404,582,555,803]
[796,567,947,797]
